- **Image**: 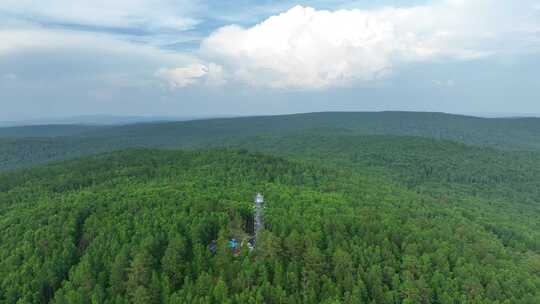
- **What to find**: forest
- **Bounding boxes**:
[2,112,540,172]
[1,112,540,303]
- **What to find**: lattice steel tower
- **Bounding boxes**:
[254,193,264,242]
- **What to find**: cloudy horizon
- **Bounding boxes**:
[1,0,539,121]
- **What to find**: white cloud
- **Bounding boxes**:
[0,29,192,61]
[0,28,198,91]
[156,63,207,88]
[205,63,226,86]
[161,0,537,90]
[0,0,199,32]
[432,80,456,88]
[1,0,538,91]
[156,62,225,88]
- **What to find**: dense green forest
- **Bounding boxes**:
[2,112,540,171]
[224,134,540,255]
[1,148,540,303]
[1,112,540,303]
[0,125,102,138]
[223,133,540,201]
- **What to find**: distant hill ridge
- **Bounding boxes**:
[48,111,540,148]
[1,111,540,171]
[0,114,206,128]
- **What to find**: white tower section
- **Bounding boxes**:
[254,193,264,242]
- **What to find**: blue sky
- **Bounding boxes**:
[1,0,539,121]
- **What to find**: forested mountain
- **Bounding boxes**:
[1,149,539,303]
[0,115,203,129]
[222,133,540,202]
[0,125,103,138]
[1,112,540,303]
[84,112,540,150]
[223,134,540,257]
[2,112,540,172]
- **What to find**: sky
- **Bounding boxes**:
[1,0,539,121]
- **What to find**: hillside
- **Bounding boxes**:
[222,133,540,203]
[0,125,103,138]
[43,112,540,150]
[2,112,540,172]
[1,149,539,303]
[222,133,540,253]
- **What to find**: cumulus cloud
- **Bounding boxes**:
[156,65,205,88]
[432,80,456,88]
[1,0,538,92]
[156,63,225,88]
[158,0,539,90]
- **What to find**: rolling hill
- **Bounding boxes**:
[2,112,540,172]
[1,149,539,303]
[2,111,540,303]
[0,125,104,138]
